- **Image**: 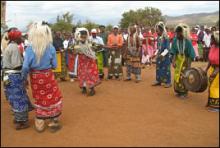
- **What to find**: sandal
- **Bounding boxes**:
[34,118,46,133]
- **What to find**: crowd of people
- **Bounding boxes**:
[1,21,219,132]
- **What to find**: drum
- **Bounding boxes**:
[52,51,62,73]
[182,67,208,92]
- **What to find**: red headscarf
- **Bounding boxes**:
[8,30,22,41]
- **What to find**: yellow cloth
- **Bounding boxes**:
[52,52,62,73]
[174,54,185,83]
[208,66,219,99]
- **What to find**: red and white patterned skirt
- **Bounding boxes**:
[30,69,62,119]
[68,52,75,72]
[78,54,101,88]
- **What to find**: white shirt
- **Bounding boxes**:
[123,33,128,41]
[89,36,104,45]
[203,33,211,47]
[63,40,69,49]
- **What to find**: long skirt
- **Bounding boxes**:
[78,54,101,88]
[68,52,78,78]
[126,54,141,78]
[30,69,62,119]
[96,52,104,76]
[108,49,123,77]
[174,54,191,95]
[156,55,171,84]
[207,65,219,109]
[4,73,32,122]
[54,51,67,79]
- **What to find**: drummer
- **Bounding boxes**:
[107,25,124,80]
[89,29,105,79]
[170,23,195,98]
[53,31,67,81]
[205,31,219,112]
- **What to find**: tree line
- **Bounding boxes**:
[42,6,165,33]
[25,7,219,33]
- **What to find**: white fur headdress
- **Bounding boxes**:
[175,23,190,39]
[74,27,89,41]
[155,21,167,37]
[28,21,53,63]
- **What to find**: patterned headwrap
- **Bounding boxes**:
[8,30,22,41]
[175,23,190,39]
[155,21,167,37]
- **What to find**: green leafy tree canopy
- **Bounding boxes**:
[120,7,165,29]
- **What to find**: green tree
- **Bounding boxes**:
[81,20,99,32]
[51,12,74,32]
[106,24,113,32]
[120,7,164,28]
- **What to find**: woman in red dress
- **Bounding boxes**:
[74,28,101,96]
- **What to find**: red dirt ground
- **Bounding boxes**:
[1,62,219,147]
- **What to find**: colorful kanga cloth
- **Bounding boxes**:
[208,45,219,65]
[171,38,195,95]
[30,69,62,119]
[155,36,171,84]
[78,54,101,88]
[4,72,32,121]
[207,66,219,109]
[67,49,78,77]
[173,54,192,95]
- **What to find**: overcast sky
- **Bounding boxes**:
[6,1,219,30]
